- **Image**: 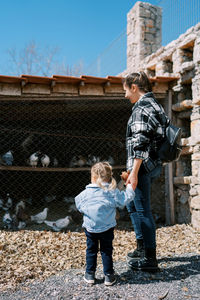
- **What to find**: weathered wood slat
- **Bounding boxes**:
[0,165,126,172]
[174,176,191,185]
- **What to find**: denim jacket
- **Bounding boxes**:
[75,183,135,233]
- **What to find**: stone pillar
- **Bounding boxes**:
[190,82,200,228]
[127,1,162,72]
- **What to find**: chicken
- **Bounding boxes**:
[44,216,71,231]
[31,207,48,224]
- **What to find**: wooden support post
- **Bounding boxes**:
[165,89,175,225]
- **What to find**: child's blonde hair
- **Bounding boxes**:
[91,161,117,190]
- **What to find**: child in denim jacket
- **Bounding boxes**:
[75,161,135,286]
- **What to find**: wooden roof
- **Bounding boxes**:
[0,74,179,85]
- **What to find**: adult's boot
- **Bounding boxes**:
[128,248,159,272]
[127,239,144,259]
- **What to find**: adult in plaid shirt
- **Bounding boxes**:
[123,72,168,272]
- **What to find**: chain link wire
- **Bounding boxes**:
[0,97,144,231]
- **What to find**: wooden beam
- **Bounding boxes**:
[174,176,191,185]
[0,165,126,172]
[165,89,175,225]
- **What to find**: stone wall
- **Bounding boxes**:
[123,1,200,228]
[127,1,162,72]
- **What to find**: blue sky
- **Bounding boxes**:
[0,0,199,76]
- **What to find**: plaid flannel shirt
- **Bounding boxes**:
[126,92,169,173]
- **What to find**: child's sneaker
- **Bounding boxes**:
[84,272,95,284]
[104,274,116,286]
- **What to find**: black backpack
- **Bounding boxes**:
[158,122,182,163]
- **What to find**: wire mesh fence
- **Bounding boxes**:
[0,94,167,231]
[0,97,134,231]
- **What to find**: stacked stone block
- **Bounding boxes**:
[124,1,200,228]
[126,1,162,73]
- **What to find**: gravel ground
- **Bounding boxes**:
[1,253,200,300]
[0,223,199,300]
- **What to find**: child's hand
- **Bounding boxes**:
[120,170,130,183]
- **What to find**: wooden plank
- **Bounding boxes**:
[174,176,191,185]
[165,89,175,225]
[0,165,126,172]
[168,89,175,225]
[168,162,175,224]
[0,83,21,96]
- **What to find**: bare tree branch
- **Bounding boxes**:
[7,41,84,77]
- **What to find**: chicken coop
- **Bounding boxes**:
[0,75,131,231]
[0,74,179,231]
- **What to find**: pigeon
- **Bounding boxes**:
[41,154,50,167]
[17,221,26,230]
[2,151,14,166]
[63,196,75,204]
[4,193,13,210]
[0,198,4,209]
[53,158,58,167]
[44,216,71,232]
[15,200,30,222]
[68,204,77,213]
[31,207,48,224]
[87,155,100,166]
[29,151,41,167]
[3,212,13,229]
[107,155,115,166]
[69,155,87,168]
[44,195,56,203]
[69,156,78,167]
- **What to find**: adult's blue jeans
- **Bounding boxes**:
[84,227,114,275]
[126,164,162,249]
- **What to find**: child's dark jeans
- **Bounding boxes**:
[84,227,114,275]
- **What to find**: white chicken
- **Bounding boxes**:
[44,216,71,231]
[31,207,48,224]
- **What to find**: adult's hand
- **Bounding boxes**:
[126,171,138,190]
[126,158,143,190]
